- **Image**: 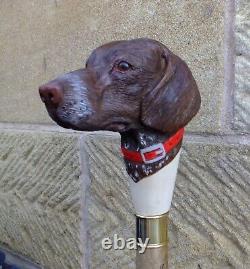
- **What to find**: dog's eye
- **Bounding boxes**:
[117,61,131,72]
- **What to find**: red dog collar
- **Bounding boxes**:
[121,128,184,164]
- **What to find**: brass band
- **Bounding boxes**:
[136,212,168,248]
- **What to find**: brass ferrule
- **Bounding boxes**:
[136,213,168,248]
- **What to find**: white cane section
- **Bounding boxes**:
[129,150,181,216]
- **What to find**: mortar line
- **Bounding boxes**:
[0,122,78,133]
[79,135,92,269]
[220,0,236,131]
[184,132,250,146]
[1,122,250,145]
[85,131,250,146]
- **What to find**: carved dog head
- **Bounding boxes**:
[39,38,201,181]
[39,38,200,134]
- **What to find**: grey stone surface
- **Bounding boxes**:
[234,0,250,132]
[84,133,135,269]
[170,143,250,269]
[0,131,83,269]
[0,0,224,133]
[85,133,250,269]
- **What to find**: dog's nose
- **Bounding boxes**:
[39,83,63,106]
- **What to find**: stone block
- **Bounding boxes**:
[0,0,224,132]
[84,133,135,269]
[170,142,250,269]
[84,133,250,269]
[234,0,250,132]
[0,131,84,269]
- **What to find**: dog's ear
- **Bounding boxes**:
[141,47,201,134]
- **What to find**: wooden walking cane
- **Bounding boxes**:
[129,147,182,268]
[39,38,201,269]
[122,129,184,268]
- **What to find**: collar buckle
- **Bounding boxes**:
[140,143,166,164]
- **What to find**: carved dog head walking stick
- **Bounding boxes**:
[39,38,201,268]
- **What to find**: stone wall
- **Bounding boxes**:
[0,0,249,268]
